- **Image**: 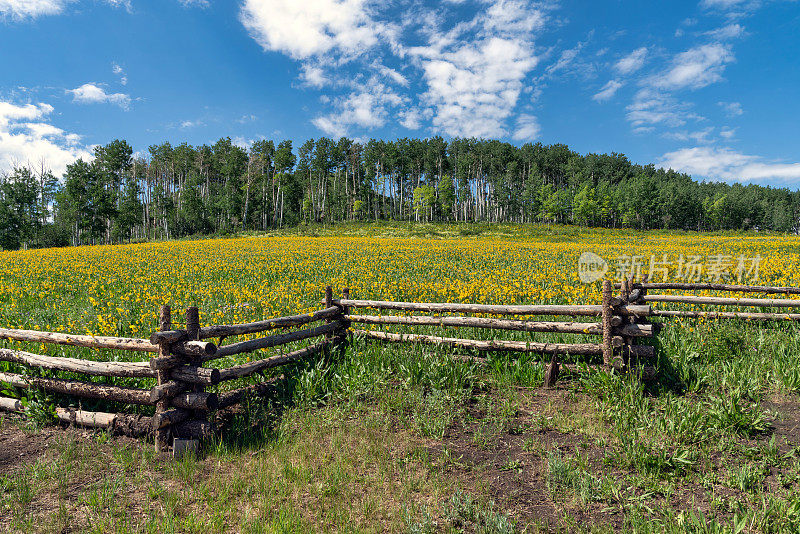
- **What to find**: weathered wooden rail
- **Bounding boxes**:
[615,282,800,321]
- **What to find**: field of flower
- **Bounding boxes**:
[4,223,800,533]
[1,224,798,341]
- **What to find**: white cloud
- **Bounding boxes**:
[660,146,800,184]
[700,0,750,9]
[112,62,128,85]
[299,64,328,88]
[398,108,422,130]
[310,116,347,139]
[409,1,545,137]
[68,83,131,109]
[720,126,736,139]
[312,83,403,137]
[0,0,71,19]
[705,23,745,40]
[512,114,540,141]
[649,43,734,90]
[614,47,648,75]
[663,126,715,143]
[718,101,743,117]
[180,119,204,129]
[239,0,387,60]
[545,42,586,77]
[0,0,130,19]
[593,79,623,102]
[626,88,703,129]
[104,0,131,11]
[179,0,209,6]
[0,100,91,176]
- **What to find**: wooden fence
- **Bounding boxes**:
[0,286,346,453]
[614,282,800,321]
[2,280,798,453]
[342,280,657,384]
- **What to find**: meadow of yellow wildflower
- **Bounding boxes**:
[1,226,798,343]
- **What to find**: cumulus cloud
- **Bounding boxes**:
[593,79,623,102]
[239,0,389,60]
[68,83,131,109]
[409,1,545,137]
[0,100,91,176]
[660,146,800,184]
[614,47,648,75]
[240,0,547,138]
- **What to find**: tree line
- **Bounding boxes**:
[1,136,799,249]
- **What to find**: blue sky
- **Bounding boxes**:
[1,0,799,187]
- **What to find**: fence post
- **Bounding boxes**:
[324,286,334,344]
[181,306,211,445]
[154,305,172,453]
[340,288,351,344]
[602,280,613,368]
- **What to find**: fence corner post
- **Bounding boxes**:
[179,306,211,450]
[154,304,172,453]
[602,279,613,368]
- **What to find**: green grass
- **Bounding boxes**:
[3,223,800,532]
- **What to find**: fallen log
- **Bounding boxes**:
[651,309,800,321]
[643,295,800,308]
[0,395,21,412]
[0,348,155,378]
[217,342,326,382]
[0,397,153,435]
[212,322,343,360]
[339,299,650,317]
[0,371,153,405]
[352,329,604,355]
[0,327,157,352]
[617,282,800,295]
[1,397,150,432]
[217,375,284,409]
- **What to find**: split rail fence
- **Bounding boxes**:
[2,280,799,453]
[614,282,800,321]
[0,286,345,453]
